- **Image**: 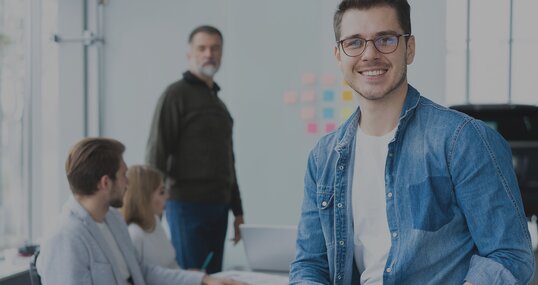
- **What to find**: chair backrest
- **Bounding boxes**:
[29,249,42,285]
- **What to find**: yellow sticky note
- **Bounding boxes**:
[340,107,354,120]
[342,90,353,101]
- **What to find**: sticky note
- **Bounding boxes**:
[323,90,335,102]
[307,122,318,134]
[323,108,334,119]
[300,107,316,120]
[340,107,354,120]
[301,73,316,86]
[301,90,316,103]
[322,74,336,86]
[325,123,337,133]
[341,80,349,87]
[342,90,353,101]
[283,91,297,105]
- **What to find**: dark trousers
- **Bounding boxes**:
[165,200,229,274]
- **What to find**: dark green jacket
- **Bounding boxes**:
[146,71,243,216]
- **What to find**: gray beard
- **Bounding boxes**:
[199,65,218,77]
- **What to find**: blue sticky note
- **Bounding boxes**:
[323,90,335,102]
[323,108,334,119]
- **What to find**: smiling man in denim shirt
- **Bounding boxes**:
[289,0,535,284]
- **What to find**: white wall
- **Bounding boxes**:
[88,0,445,269]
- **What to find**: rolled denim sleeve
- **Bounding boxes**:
[450,119,535,284]
[289,150,331,285]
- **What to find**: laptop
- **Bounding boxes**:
[240,224,297,272]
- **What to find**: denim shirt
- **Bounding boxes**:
[289,85,535,285]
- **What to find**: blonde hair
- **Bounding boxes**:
[120,165,163,232]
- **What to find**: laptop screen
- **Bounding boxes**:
[239,224,297,272]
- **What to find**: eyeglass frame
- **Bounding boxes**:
[337,33,411,57]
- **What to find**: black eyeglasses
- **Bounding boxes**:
[337,34,410,57]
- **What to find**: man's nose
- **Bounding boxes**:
[203,48,214,58]
[361,41,381,60]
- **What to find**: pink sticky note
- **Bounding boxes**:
[307,122,318,134]
[301,73,316,86]
[322,74,336,87]
[301,90,316,103]
[325,123,337,133]
[300,107,316,120]
[283,91,298,105]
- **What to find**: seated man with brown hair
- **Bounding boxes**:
[37,137,246,285]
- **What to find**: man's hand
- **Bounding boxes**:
[232,215,244,245]
[463,282,473,285]
[201,275,249,285]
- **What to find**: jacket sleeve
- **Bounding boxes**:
[141,261,205,285]
[450,119,535,284]
[289,150,331,284]
[230,150,244,216]
[38,232,93,285]
[146,87,182,175]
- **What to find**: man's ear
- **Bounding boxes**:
[406,35,416,65]
[96,175,111,192]
[334,45,342,68]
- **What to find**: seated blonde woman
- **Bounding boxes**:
[121,164,179,269]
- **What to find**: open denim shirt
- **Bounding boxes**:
[290,85,535,285]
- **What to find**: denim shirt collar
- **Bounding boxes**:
[335,84,421,151]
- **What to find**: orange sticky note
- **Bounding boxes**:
[283,91,297,105]
[301,73,316,86]
[301,90,316,103]
[321,74,336,87]
[300,107,316,120]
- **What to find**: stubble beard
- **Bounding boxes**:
[108,184,124,208]
[352,56,408,101]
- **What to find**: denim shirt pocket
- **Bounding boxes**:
[408,176,455,231]
[317,186,335,247]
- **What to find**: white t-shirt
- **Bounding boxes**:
[128,215,179,269]
[96,221,131,285]
[352,126,395,285]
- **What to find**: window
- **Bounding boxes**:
[0,0,29,250]
[446,0,538,105]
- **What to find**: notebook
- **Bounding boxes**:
[239,224,297,272]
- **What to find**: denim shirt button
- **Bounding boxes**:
[392,232,398,238]
[337,275,342,280]
[387,192,393,198]
[339,240,345,246]
[337,203,343,208]
[339,165,344,170]
[386,267,392,273]
[322,201,327,207]
[388,152,393,157]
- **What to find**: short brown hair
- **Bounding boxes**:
[333,0,411,41]
[120,165,163,232]
[65,137,125,196]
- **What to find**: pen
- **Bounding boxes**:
[201,251,214,270]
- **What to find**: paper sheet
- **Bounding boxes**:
[212,270,289,285]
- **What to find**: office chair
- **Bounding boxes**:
[29,249,42,285]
